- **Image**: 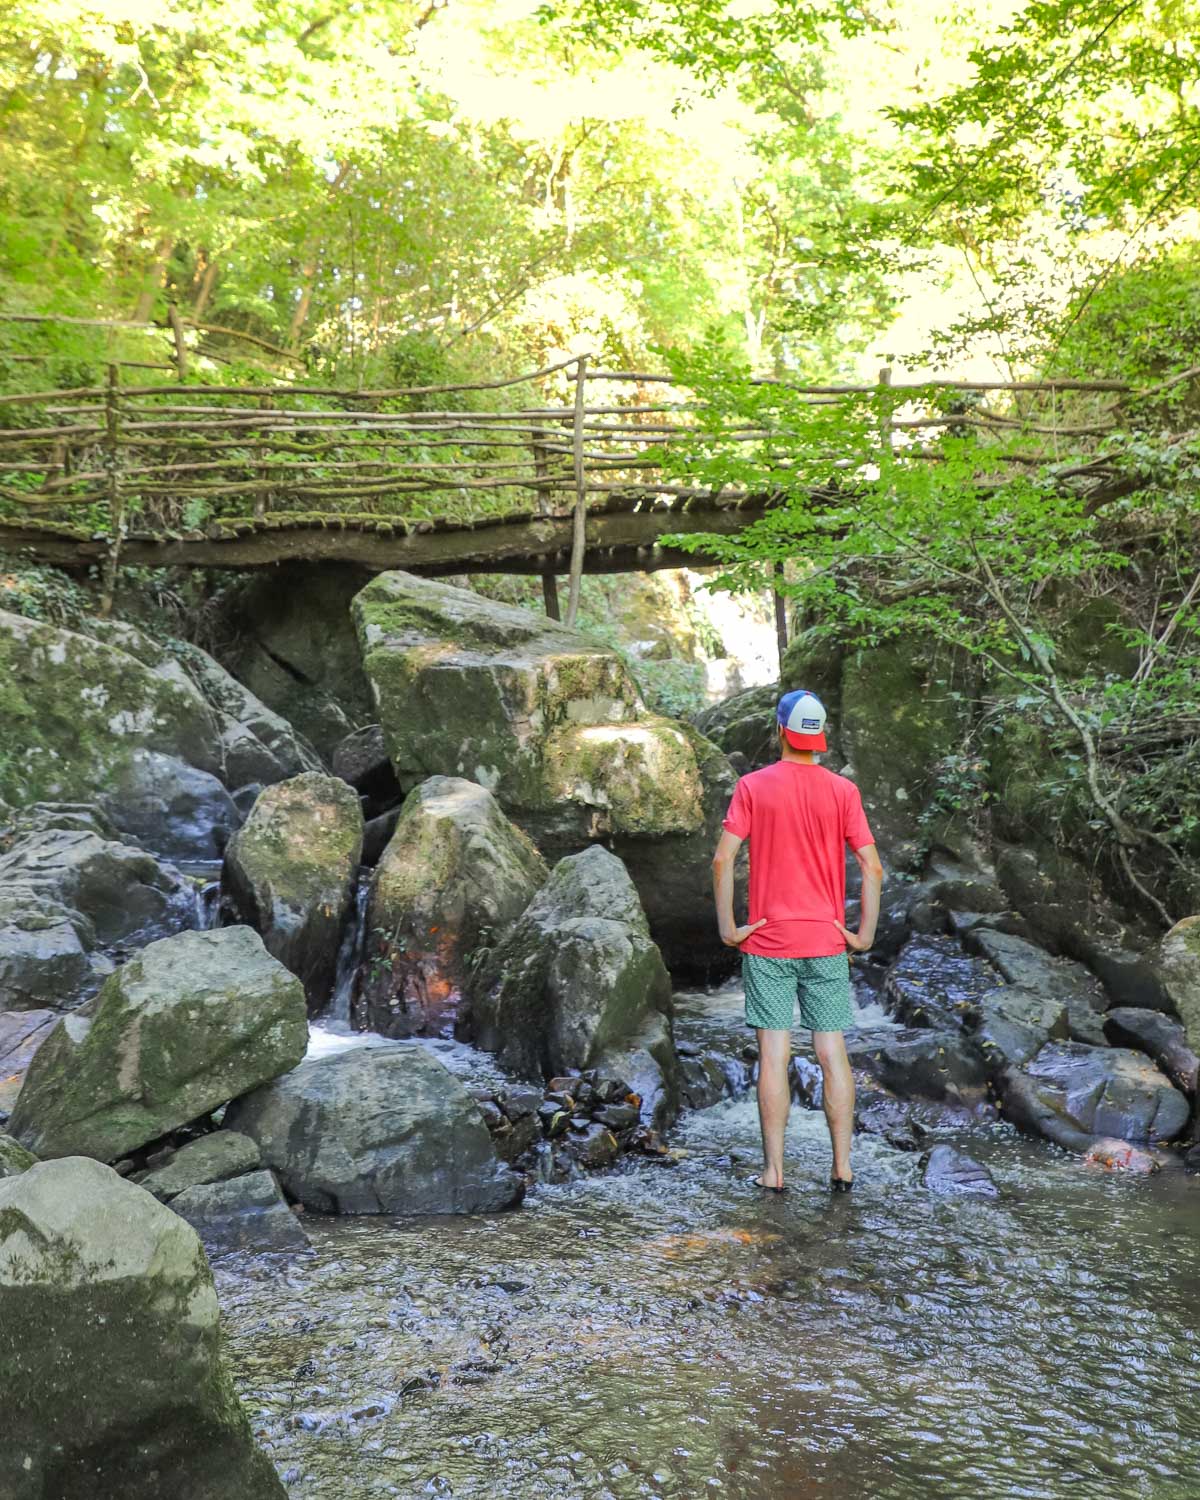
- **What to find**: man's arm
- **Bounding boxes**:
[711,830,765,948]
[836,843,884,953]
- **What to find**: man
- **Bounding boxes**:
[711,689,883,1193]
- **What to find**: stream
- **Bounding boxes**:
[215,975,1200,1500]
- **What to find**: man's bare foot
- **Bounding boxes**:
[752,1168,786,1193]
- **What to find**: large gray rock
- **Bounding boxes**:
[0,885,93,1014]
[0,820,195,963]
[1153,915,1200,1055]
[471,846,678,1120]
[884,933,997,1031]
[999,1042,1190,1149]
[966,927,1109,1044]
[0,609,223,810]
[352,572,739,976]
[171,1168,310,1258]
[225,1044,523,1215]
[101,749,240,861]
[136,1130,262,1201]
[0,1157,286,1500]
[223,772,363,1012]
[9,927,308,1161]
[361,776,547,1039]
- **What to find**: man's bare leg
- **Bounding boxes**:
[813,1030,854,1181]
[755,1028,791,1188]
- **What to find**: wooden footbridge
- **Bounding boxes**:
[0,344,1172,620]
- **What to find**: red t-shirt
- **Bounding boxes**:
[722,760,875,958]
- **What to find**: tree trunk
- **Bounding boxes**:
[132,236,174,322]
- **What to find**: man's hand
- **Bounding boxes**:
[835,920,872,954]
[721,918,767,948]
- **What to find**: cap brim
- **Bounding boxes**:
[782,727,827,751]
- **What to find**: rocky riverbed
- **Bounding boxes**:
[3,568,1200,1497]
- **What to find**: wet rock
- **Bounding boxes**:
[844,1027,990,1109]
[0,886,93,1014]
[923,847,1009,915]
[884,934,995,1030]
[171,1168,310,1258]
[1103,1007,1200,1096]
[361,776,546,1039]
[0,821,196,965]
[969,984,1070,1069]
[225,1043,523,1215]
[0,1157,286,1500]
[0,1131,36,1177]
[361,807,400,866]
[471,846,678,1121]
[0,1008,58,1114]
[677,1050,730,1111]
[136,1130,262,1201]
[561,1121,620,1169]
[591,1018,679,1129]
[593,1102,639,1130]
[0,609,223,810]
[1152,915,1200,1055]
[223,772,364,1012]
[102,749,240,860]
[965,927,1109,1044]
[9,927,308,1162]
[999,1043,1190,1149]
[920,1144,999,1197]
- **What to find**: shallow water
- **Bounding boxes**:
[218,1059,1200,1499]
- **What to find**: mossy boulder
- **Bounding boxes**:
[353,570,644,819]
[0,1157,286,1500]
[0,609,222,809]
[1153,915,1200,1056]
[223,772,364,1012]
[362,776,547,1039]
[471,846,678,1120]
[8,927,308,1162]
[543,715,705,836]
[692,682,779,769]
[0,1131,36,1177]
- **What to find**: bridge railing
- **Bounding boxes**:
[0,353,1161,615]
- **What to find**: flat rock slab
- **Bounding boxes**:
[845,1026,989,1109]
[226,1042,523,1215]
[136,1130,262,1201]
[969,984,1070,1070]
[967,928,1109,1044]
[1001,1042,1190,1149]
[1103,1007,1200,1097]
[884,934,996,1031]
[171,1169,310,1258]
[921,1144,999,1196]
[8,926,308,1162]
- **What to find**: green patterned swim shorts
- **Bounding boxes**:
[742,952,854,1032]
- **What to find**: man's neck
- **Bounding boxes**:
[780,747,817,765]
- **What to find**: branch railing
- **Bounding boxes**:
[0,353,1186,612]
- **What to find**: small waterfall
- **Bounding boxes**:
[196,879,222,931]
[329,870,370,1026]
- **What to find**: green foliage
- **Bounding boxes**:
[0,555,91,626]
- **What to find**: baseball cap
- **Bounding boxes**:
[776,689,827,751]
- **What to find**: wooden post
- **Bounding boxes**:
[166,302,189,381]
[773,559,788,673]
[254,395,273,522]
[530,423,561,618]
[99,363,123,616]
[877,363,894,479]
[563,354,589,628]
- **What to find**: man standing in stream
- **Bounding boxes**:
[711,689,884,1192]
